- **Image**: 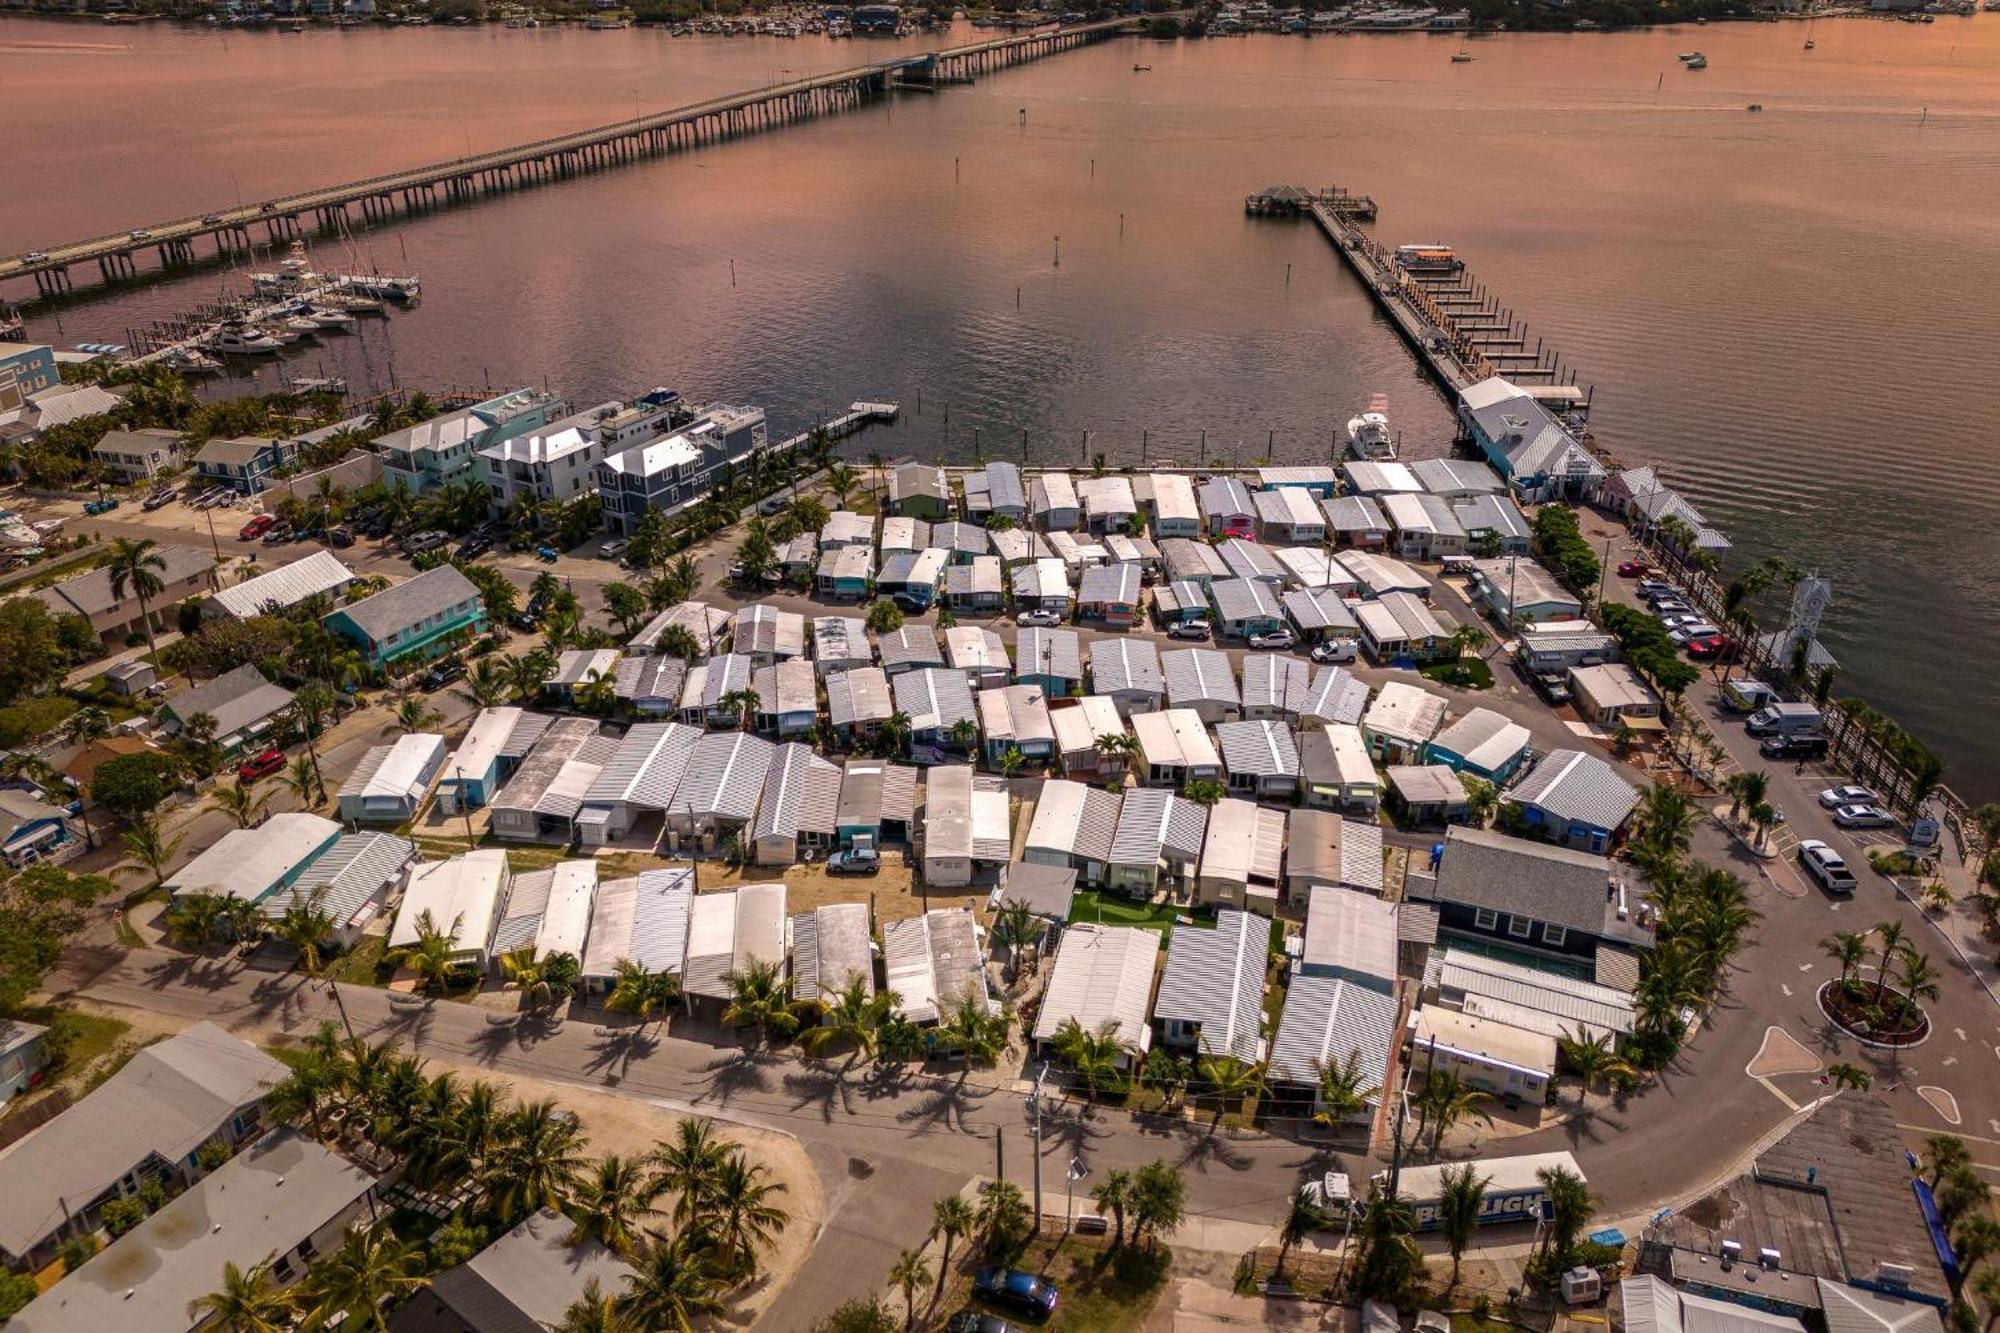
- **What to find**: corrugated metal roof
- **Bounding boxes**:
[1161,538,1230,583]
[878,625,944,671]
[1162,648,1239,708]
[1210,577,1283,626]
[1050,695,1127,760]
[893,667,977,736]
[1031,471,1077,515]
[265,831,413,926]
[883,908,989,1024]
[1302,885,1397,982]
[497,709,557,761]
[733,604,807,659]
[1025,780,1120,862]
[810,616,873,672]
[1219,541,1286,585]
[1090,638,1162,700]
[1078,562,1139,606]
[1153,909,1267,1063]
[1253,486,1322,529]
[1299,667,1369,727]
[1504,748,1639,832]
[629,601,730,655]
[754,743,843,846]
[977,685,1053,748]
[1241,655,1311,717]
[752,659,817,718]
[668,731,776,823]
[581,868,693,979]
[1363,681,1449,746]
[1332,549,1429,597]
[1267,974,1397,1090]
[1016,627,1083,682]
[1199,476,1254,520]
[1032,923,1160,1048]
[1435,947,1635,1035]
[614,655,685,709]
[1428,707,1531,774]
[1283,588,1361,634]
[944,626,1011,677]
[208,550,355,618]
[1217,719,1300,779]
[1200,799,1285,888]
[338,733,444,802]
[1109,788,1209,868]
[1321,494,1389,534]
[826,666,893,728]
[391,850,509,954]
[698,653,757,713]
[791,902,873,1001]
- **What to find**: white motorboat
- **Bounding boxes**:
[304,305,356,331]
[250,241,320,296]
[203,324,284,355]
[1346,396,1397,459]
[162,347,223,374]
[282,314,322,336]
[1684,52,1707,68]
[335,273,421,301]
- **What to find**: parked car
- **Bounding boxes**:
[1015,609,1063,628]
[600,538,630,559]
[1761,733,1827,761]
[892,593,931,614]
[974,1268,1058,1321]
[1247,628,1297,651]
[1797,840,1857,894]
[1667,622,1720,645]
[419,661,466,692]
[1818,785,1879,809]
[261,524,294,545]
[141,489,177,512]
[1617,560,1653,578]
[825,846,881,876]
[1166,619,1212,642]
[1683,634,1738,661]
[456,535,492,560]
[1310,638,1358,664]
[328,525,355,548]
[1832,804,1893,830]
[24,251,47,263]
[1635,579,1676,598]
[948,1315,1022,1333]
[201,214,222,225]
[239,514,276,540]
[1528,671,1571,706]
[237,748,286,781]
[402,530,449,555]
[1657,611,1703,628]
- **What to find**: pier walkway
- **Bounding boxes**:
[1,17,1131,298]
[1303,193,1592,416]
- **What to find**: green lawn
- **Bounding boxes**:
[1068,891,1205,934]
[326,935,389,986]
[1421,658,1495,690]
[16,1007,129,1086]
[998,1235,1171,1332]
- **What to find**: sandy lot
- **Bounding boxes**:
[704,856,995,927]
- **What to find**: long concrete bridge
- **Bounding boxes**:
[2,16,1131,298]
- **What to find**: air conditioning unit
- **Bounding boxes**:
[1759,1248,1782,1270]
[1561,1268,1602,1305]
[1721,1239,1743,1268]
[1877,1263,1915,1290]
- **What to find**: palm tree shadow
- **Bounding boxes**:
[780,1063,853,1124]
[695,1050,773,1106]
[373,995,437,1044]
[896,1079,993,1135]
[582,1026,660,1084]
[465,1015,522,1066]
[142,953,233,993]
[1040,1102,1114,1160]
[1175,1124,1256,1173]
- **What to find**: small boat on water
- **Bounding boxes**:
[1450,51,1473,61]
[1803,37,1814,48]
[1746,103,1763,112]
[1132,63,1151,71]
[291,376,348,394]
[162,347,223,374]
[203,324,283,356]
[303,305,356,331]
[1346,395,1397,460]
[335,274,421,301]
[250,241,319,296]
[1684,52,1708,69]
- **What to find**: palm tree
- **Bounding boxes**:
[1557,1027,1634,1098]
[1632,784,1700,863]
[272,887,336,977]
[106,537,169,664]
[462,656,510,708]
[718,687,761,733]
[500,947,576,1010]
[616,1237,722,1332]
[559,1277,640,1333]
[930,1194,975,1298]
[1895,948,1942,1018]
[388,694,443,736]
[937,987,1008,1078]
[706,1151,790,1279]
[1195,1050,1267,1130]
[1182,778,1226,807]
[486,1099,589,1226]
[997,745,1028,778]
[1310,1049,1379,1129]
[992,898,1037,975]
[605,958,681,1028]
[507,650,554,701]
[1537,1164,1596,1266]
[282,752,324,809]
[974,1178,1030,1257]
[802,973,896,1060]
[297,1226,426,1330]
[878,709,913,756]
[122,814,184,889]
[826,462,859,509]
[1349,1186,1421,1302]
[652,1117,730,1226]
[1090,1169,1133,1248]
[384,909,463,993]
[207,778,269,829]
[1826,1063,1872,1091]
[946,718,979,754]
[1129,1160,1186,1251]
[163,890,225,948]
[1823,931,1869,997]
[1870,920,1909,1005]
[568,1154,660,1258]
[721,958,798,1048]
[1436,1163,1489,1287]
[290,681,337,802]
[1419,1069,1492,1155]
[1274,1185,1330,1279]
[1052,1017,1134,1102]
[1141,1049,1191,1111]
[889,1246,931,1330]
[59,705,112,748]
[187,1256,294,1332]
[1724,770,1768,823]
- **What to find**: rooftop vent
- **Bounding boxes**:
[1759,1247,1781,1270]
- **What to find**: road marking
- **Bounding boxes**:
[1956,1027,1968,1042]
[1781,983,1793,998]
[1945,1057,1959,1067]
[1919,1087,1962,1126]
[1747,1027,1822,1079]
[1900,1123,2000,1147]
[1757,1077,1799,1111]
[1798,964,1815,973]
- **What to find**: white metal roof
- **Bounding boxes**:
[1032,923,1160,1049]
[448,707,532,784]
[1333,549,1430,597]
[1016,627,1083,682]
[826,666,894,728]
[1428,707,1531,774]
[945,625,1011,677]
[895,666,978,734]
[1162,648,1239,708]
[390,849,509,954]
[207,549,354,618]
[1090,638,1162,700]
[754,743,843,846]
[1268,973,1397,1090]
[882,908,990,1024]
[1050,695,1127,758]
[581,867,693,979]
[1153,908,1268,1063]
[1363,681,1449,746]
[1303,884,1398,982]
[1412,1006,1556,1078]
[1505,748,1639,833]
[682,884,788,1000]
[340,733,444,802]
[583,721,700,808]
[167,812,340,902]
[533,859,598,960]
[1241,654,1312,717]
[752,658,817,718]
[1025,779,1120,862]
[1200,798,1286,888]
[668,731,776,823]
[1131,708,1221,772]
[811,616,873,671]
[1217,718,1301,779]
[1147,472,1199,523]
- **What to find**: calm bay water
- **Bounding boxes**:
[6,15,1999,793]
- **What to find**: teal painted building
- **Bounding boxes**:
[324,565,487,670]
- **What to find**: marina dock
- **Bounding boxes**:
[1271,187,1593,419]
[0,18,1131,300]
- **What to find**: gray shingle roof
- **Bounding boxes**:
[332,564,480,642]
[419,1208,637,1333]
[1152,909,1268,1063]
[162,663,295,742]
[1505,748,1640,832]
[1427,826,1615,935]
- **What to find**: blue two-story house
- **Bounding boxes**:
[597,402,767,537]
[1456,377,1606,505]
[192,435,298,496]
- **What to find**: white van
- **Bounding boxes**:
[1722,679,1777,713]
[1746,701,1823,738]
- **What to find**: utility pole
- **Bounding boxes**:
[1030,1062,1048,1233]
[995,1126,1005,1186]
[1595,535,1612,607]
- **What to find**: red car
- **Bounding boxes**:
[237,748,285,781]
[1616,560,1653,578]
[238,514,275,541]
[1685,634,1739,661]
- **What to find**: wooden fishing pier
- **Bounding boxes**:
[1,17,1130,300]
[1292,188,1594,417]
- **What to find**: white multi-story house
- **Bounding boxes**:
[476,393,699,518]
[597,403,768,537]
[375,387,567,495]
